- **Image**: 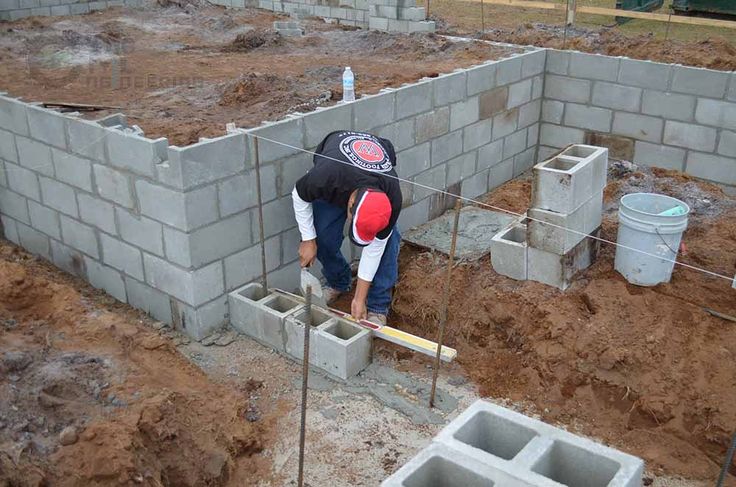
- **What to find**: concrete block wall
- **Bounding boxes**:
[383,400,644,486]
[541,50,736,186]
[0,0,143,21]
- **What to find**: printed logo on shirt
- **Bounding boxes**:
[338,133,393,172]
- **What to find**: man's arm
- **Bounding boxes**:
[351,233,390,319]
[292,187,318,267]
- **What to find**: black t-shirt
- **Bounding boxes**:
[295,131,402,240]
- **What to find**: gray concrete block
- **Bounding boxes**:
[490,221,527,281]
[477,139,503,170]
[564,103,612,133]
[686,152,736,186]
[164,211,252,269]
[368,16,389,31]
[492,109,518,141]
[488,157,513,190]
[446,152,476,186]
[398,197,428,230]
[503,129,527,160]
[431,130,463,166]
[84,257,126,302]
[618,58,672,89]
[223,236,280,290]
[77,193,115,235]
[539,124,584,148]
[0,188,29,224]
[217,164,278,217]
[116,208,164,256]
[1,215,19,244]
[387,18,411,33]
[49,4,69,14]
[507,79,532,109]
[395,81,432,120]
[432,400,643,487]
[479,87,508,120]
[463,119,492,152]
[125,276,173,324]
[67,118,106,161]
[513,147,536,177]
[100,232,143,280]
[262,196,295,238]
[69,2,89,13]
[544,75,590,104]
[278,151,312,197]
[718,130,736,158]
[161,132,248,190]
[671,65,729,98]
[541,100,564,124]
[304,103,353,148]
[433,71,466,107]
[60,214,98,258]
[449,97,480,132]
[466,62,496,97]
[353,92,395,131]
[107,130,167,177]
[39,177,77,217]
[26,106,66,149]
[412,164,445,202]
[0,161,6,188]
[398,6,425,21]
[93,164,134,208]
[17,222,50,259]
[460,168,489,199]
[496,56,522,86]
[171,295,229,341]
[612,113,663,144]
[6,162,40,201]
[527,228,600,290]
[662,121,716,152]
[545,50,569,76]
[532,75,543,101]
[316,318,371,379]
[532,154,593,214]
[376,117,415,151]
[28,200,59,239]
[229,285,302,350]
[144,254,224,307]
[518,100,541,129]
[136,180,218,231]
[528,190,602,255]
[694,99,736,130]
[0,129,18,163]
[51,148,92,192]
[569,51,619,82]
[416,107,449,144]
[396,142,430,178]
[633,141,686,171]
[266,259,301,293]
[527,123,539,149]
[591,82,642,112]
[641,90,695,122]
[49,239,86,277]
[521,50,546,78]
[16,136,54,176]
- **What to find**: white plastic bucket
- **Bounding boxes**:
[614,193,690,286]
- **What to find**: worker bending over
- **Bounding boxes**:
[292,131,402,325]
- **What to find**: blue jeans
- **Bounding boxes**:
[312,199,400,315]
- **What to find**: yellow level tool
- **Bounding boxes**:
[271,288,457,363]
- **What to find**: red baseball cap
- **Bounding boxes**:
[350,189,391,246]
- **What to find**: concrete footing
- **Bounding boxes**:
[229,283,372,379]
[383,400,644,487]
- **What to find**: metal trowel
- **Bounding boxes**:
[300,268,326,307]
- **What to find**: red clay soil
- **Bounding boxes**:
[0,244,276,486]
[0,4,517,146]
[393,164,736,482]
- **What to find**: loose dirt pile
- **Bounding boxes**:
[0,4,519,146]
[393,164,736,481]
[0,245,275,486]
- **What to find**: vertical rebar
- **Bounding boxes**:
[253,136,268,291]
[716,432,736,487]
[429,198,461,408]
[562,0,571,50]
[664,9,673,43]
[297,286,312,487]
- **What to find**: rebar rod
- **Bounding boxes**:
[253,137,268,290]
[297,286,312,487]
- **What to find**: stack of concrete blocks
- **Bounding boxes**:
[491,144,606,290]
[383,400,644,486]
[367,0,434,33]
[230,0,370,28]
[273,20,304,36]
[228,283,372,379]
[0,0,143,20]
[540,50,736,186]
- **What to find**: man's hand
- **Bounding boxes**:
[299,239,317,268]
[351,297,367,321]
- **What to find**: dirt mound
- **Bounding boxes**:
[222,29,281,52]
[0,252,272,486]
[394,165,736,481]
[476,23,736,71]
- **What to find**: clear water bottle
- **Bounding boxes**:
[342,67,355,102]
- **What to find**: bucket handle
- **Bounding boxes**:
[655,227,679,255]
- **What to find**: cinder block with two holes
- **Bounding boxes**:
[425,400,643,487]
[229,283,372,379]
[490,218,528,281]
